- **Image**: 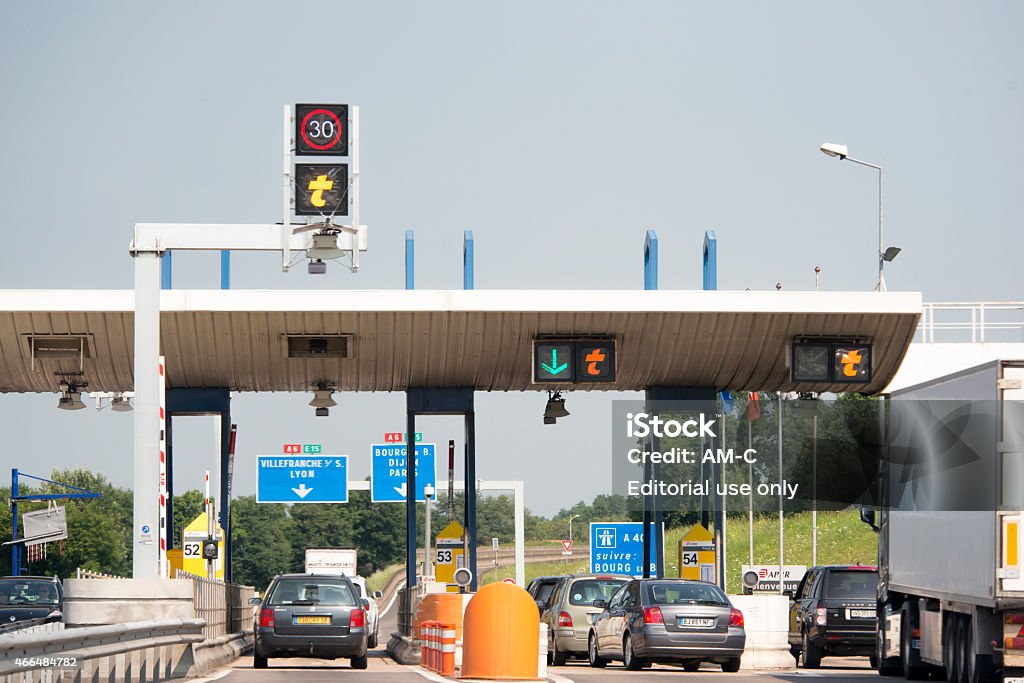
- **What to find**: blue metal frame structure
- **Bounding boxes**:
[10,469,100,576]
[160,250,232,290]
[463,230,474,290]
[405,388,477,591]
[165,388,233,581]
[405,230,415,289]
[644,230,658,290]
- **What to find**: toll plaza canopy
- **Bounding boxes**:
[0,288,921,395]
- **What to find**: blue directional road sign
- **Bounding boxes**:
[371,443,436,503]
[590,522,661,577]
[257,455,348,503]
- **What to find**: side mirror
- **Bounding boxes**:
[859,506,879,531]
[535,600,546,610]
[361,598,371,610]
[593,599,608,609]
[248,597,262,606]
[374,590,383,599]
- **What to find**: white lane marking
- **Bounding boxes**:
[185,669,232,683]
[547,671,576,683]
[410,665,451,682]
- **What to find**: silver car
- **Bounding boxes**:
[588,579,745,671]
[252,574,368,670]
[542,574,630,665]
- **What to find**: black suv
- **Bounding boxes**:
[0,576,63,626]
[788,565,878,668]
[527,575,566,614]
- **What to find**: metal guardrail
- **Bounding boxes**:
[0,618,61,639]
[918,302,1024,343]
[174,570,254,641]
[0,618,205,682]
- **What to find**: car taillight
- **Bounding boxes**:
[558,611,573,627]
[350,608,365,628]
[815,607,827,626]
[643,606,664,624]
[729,608,744,628]
[259,608,275,627]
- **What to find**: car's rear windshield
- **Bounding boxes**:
[825,570,877,599]
[645,581,728,606]
[266,578,357,606]
[568,579,627,606]
[0,579,60,606]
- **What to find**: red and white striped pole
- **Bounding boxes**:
[158,356,168,578]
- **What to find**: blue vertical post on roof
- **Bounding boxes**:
[703,230,717,291]
[161,251,172,290]
[463,230,474,290]
[10,469,19,577]
[220,250,230,290]
[644,230,658,290]
[405,230,415,290]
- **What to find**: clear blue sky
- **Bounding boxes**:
[0,2,1020,516]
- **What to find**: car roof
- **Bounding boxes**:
[563,573,631,581]
[0,576,60,582]
[275,573,355,581]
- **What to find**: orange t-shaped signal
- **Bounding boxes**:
[585,348,606,376]
[841,349,863,377]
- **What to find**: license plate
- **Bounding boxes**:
[849,609,874,619]
[679,617,715,628]
[1003,678,1024,683]
[294,615,330,625]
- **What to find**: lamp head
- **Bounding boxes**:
[820,142,848,159]
[882,246,902,262]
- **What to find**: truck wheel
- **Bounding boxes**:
[902,606,927,680]
[801,630,822,669]
[945,614,961,683]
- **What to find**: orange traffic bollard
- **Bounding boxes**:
[440,621,456,676]
[461,582,540,680]
[421,621,429,666]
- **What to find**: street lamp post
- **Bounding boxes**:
[820,143,899,291]
[568,514,580,549]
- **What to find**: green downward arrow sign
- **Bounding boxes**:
[541,348,569,375]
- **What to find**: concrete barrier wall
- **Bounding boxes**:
[730,594,795,670]
[64,579,195,626]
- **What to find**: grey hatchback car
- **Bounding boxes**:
[252,573,368,669]
[588,579,745,671]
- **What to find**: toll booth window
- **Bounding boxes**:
[825,570,877,599]
[646,581,728,606]
[569,579,627,606]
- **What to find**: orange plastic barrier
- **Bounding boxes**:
[416,593,465,641]
[460,582,540,680]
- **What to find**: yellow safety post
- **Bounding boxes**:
[461,581,539,680]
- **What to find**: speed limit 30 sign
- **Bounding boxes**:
[295,103,348,156]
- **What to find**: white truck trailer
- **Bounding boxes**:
[867,360,1024,683]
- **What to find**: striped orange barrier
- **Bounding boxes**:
[439,621,456,676]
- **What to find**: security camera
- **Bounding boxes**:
[315,407,329,417]
[308,259,327,275]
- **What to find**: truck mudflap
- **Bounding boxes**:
[1004,612,1024,668]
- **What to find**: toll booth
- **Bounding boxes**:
[678,523,716,582]
[435,520,466,593]
[181,511,224,579]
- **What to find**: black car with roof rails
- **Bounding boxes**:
[251,573,368,670]
[788,565,879,668]
[527,575,567,613]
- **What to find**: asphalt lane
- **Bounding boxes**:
[204,650,424,682]
[549,655,879,683]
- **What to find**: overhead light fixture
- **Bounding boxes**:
[882,246,902,262]
[111,395,133,412]
[309,384,337,417]
[58,391,86,411]
[543,391,570,424]
[819,142,848,159]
